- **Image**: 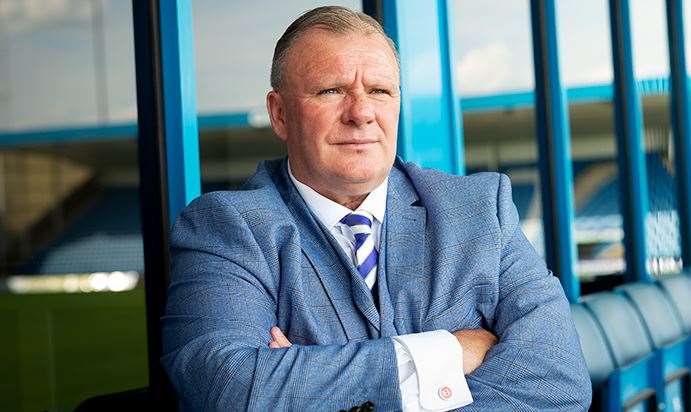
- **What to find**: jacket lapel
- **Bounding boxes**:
[385,165,427,335]
[312,217,382,336]
[271,159,380,337]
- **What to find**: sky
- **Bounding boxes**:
[0,0,682,130]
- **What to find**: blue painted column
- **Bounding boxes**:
[132,0,200,406]
[665,0,691,271]
[160,1,201,226]
[609,0,651,282]
[529,0,579,301]
[371,0,464,174]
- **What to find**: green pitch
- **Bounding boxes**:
[0,287,149,412]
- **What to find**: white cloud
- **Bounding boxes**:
[456,42,514,95]
[630,0,669,78]
[0,0,90,34]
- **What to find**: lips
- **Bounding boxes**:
[333,140,378,145]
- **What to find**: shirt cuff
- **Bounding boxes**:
[392,330,473,412]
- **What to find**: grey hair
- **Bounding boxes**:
[270,6,399,90]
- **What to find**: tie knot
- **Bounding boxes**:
[340,211,374,229]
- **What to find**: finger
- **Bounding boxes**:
[271,326,292,347]
[269,337,290,349]
[271,327,292,347]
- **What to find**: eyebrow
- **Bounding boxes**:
[310,75,399,88]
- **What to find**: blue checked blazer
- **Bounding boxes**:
[162,157,591,411]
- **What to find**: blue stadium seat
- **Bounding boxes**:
[15,188,144,275]
[658,274,691,410]
[573,155,682,265]
[576,154,676,219]
[581,292,664,411]
[658,274,691,333]
[570,302,616,408]
[616,282,690,412]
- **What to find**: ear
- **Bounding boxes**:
[266,90,288,141]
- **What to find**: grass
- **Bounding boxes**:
[0,287,149,412]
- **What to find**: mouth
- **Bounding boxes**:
[333,140,378,146]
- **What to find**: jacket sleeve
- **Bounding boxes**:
[462,174,592,411]
[161,194,401,411]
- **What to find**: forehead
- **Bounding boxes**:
[285,29,399,84]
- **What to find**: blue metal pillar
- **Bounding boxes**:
[665,0,691,270]
[160,1,201,225]
[368,0,464,174]
[529,0,579,301]
[132,0,200,407]
[609,0,651,282]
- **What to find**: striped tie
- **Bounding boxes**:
[340,211,378,289]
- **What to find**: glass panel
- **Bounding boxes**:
[631,0,681,276]
[557,0,613,87]
[455,1,534,95]
[0,2,146,411]
[455,0,544,256]
[631,0,669,79]
[556,0,626,288]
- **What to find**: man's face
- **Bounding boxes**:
[267,28,400,201]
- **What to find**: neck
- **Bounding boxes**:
[339,194,368,210]
[287,160,376,210]
[299,180,369,210]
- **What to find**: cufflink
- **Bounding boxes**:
[438,386,453,401]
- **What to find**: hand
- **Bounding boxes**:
[268,326,292,349]
[452,329,498,375]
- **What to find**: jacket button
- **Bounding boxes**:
[438,386,453,400]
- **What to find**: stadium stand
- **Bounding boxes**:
[570,303,617,411]
[13,153,682,278]
[11,182,232,276]
[616,282,689,411]
[14,188,144,275]
[581,292,664,411]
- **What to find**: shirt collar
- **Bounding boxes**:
[287,159,388,229]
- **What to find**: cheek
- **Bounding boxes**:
[380,120,399,150]
[297,106,341,140]
[306,100,341,121]
[377,103,400,133]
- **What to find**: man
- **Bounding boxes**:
[162,6,591,411]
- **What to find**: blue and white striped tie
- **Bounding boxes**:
[340,211,378,289]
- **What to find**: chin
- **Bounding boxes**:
[328,152,392,183]
[339,168,385,187]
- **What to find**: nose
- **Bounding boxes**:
[341,92,375,126]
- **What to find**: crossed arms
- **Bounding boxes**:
[162,179,591,411]
[268,325,497,377]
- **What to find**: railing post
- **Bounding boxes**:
[608,0,651,282]
[530,0,579,301]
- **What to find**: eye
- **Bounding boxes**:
[318,88,341,95]
[370,88,391,95]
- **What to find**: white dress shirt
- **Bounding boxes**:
[288,161,473,411]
